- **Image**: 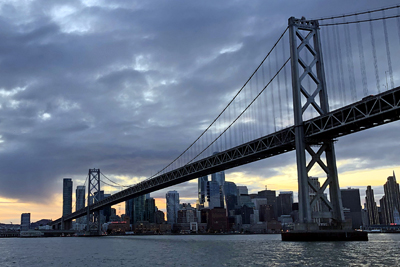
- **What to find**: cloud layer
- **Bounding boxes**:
[0,0,399,212]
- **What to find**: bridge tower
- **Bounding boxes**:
[87,168,101,235]
[288,17,345,229]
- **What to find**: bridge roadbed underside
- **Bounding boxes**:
[51,86,400,226]
[281,231,368,241]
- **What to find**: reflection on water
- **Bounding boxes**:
[0,234,399,266]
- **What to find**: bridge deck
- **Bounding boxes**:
[51,86,400,226]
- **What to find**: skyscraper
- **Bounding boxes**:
[211,170,225,208]
[63,178,73,217]
[380,196,388,225]
[383,172,400,224]
[125,195,146,225]
[198,175,208,205]
[20,213,30,231]
[211,171,225,187]
[223,181,238,213]
[277,191,293,216]
[365,186,379,225]
[341,188,363,229]
[205,181,220,209]
[257,188,277,219]
[166,191,180,226]
[144,197,156,223]
[76,185,86,224]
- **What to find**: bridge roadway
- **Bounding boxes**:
[51,86,400,226]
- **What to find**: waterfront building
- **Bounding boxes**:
[207,208,228,232]
[20,213,30,231]
[365,186,380,225]
[63,178,73,217]
[166,191,180,226]
[341,188,363,229]
[198,175,208,205]
[75,185,85,224]
[177,205,197,224]
[383,172,400,224]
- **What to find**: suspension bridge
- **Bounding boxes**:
[51,6,400,237]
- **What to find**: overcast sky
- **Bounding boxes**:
[0,0,399,222]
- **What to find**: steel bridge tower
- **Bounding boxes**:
[87,168,101,235]
[289,17,345,229]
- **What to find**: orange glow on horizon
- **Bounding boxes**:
[1,166,399,224]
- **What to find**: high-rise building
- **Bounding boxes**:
[341,188,363,229]
[198,176,208,205]
[277,191,293,216]
[166,191,180,226]
[211,171,225,187]
[144,197,156,223]
[380,196,388,225]
[20,213,30,231]
[383,172,400,224]
[125,195,146,225]
[103,193,112,223]
[365,186,379,225]
[76,185,86,224]
[155,210,165,224]
[211,170,225,208]
[205,181,220,209]
[76,186,85,211]
[257,188,277,219]
[223,181,238,213]
[237,186,249,195]
[63,178,73,217]
[223,182,237,196]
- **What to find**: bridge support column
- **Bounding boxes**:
[289,17,345,229]
[87,168,102,235]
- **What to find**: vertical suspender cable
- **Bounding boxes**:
[255,71,261,138]
[369,12,381,93]
[355,15,369,96]
[275,47,283,129]
[397,7,400,56]
[269,59,277,132]
[324,25,337,109]
[344,21,357,101]
[331,24,344,106]
[333,24,347,105]
[282,34,290,127]
[262,64,269,134]
[382,10,394,89]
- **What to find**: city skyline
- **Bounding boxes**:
[0,1,400,223]
[1,168,399,224]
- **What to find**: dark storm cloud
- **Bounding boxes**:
[0,0,399,204]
